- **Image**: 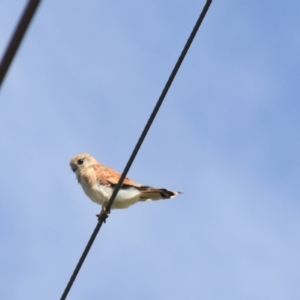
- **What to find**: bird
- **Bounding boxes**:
[70,153,180,216]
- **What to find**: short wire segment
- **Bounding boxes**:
[0,0,40,89]
[60,1,212,299]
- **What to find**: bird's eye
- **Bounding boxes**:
[77,159,84,165]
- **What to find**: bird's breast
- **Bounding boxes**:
[80,179,141,208]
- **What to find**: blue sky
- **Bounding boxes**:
[1,1,300,299]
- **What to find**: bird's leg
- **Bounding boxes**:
[97,202,111,223]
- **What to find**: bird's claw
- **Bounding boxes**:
[96,202,111,223]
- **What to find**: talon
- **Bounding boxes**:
[96,202,110,223]
[96,213,109,223]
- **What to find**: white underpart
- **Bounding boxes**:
[80,180,141,209]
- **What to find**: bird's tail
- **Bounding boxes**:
[138,186,180,201]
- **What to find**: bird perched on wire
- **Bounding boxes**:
[70,153,180,216]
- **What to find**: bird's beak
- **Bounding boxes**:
[70,164,77,172]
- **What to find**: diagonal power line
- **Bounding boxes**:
[0,0,40,89]
[60,1,212,299]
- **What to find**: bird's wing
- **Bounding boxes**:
[93,164,141,187]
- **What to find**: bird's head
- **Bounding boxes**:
[69,153,97,173]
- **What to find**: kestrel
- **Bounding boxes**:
[70,153,180,212]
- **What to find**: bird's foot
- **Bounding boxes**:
[96,202,111,223]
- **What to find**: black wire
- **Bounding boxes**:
[0,0,40,89]
[106,0,212,212]
[60,1,212,299]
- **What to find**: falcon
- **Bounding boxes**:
[70,153,180,214]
